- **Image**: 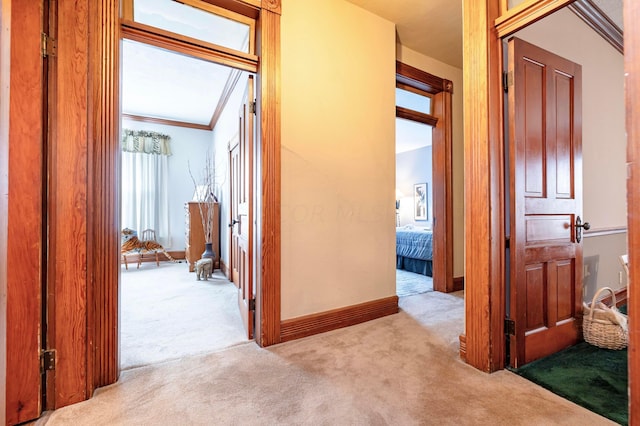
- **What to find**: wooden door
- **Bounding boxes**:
[236,75,255,339]
[229,141,240,286]
[508,37,583,367]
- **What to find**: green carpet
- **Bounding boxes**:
[513,307,628,425]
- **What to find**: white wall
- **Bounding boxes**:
[281,0,396,319]
[121,118,212,250]
[395,46,465,279]
[396,146,433,227]
[211,72,248,270]
[515,8,627,295]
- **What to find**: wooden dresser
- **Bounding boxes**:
[185,202,220,272]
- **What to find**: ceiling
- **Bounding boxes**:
[346,0,463,68]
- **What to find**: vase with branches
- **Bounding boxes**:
[188,150,219,260]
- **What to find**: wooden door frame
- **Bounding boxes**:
[624,0,640,419]
[396,61,455,293]
[463,0,639,422]
[86,0,282,394]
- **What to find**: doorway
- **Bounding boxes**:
[395,62,455,294]
[114,0,264,371]
[118,35,251,369]
[503,6,627,368]
[395,116,435,297]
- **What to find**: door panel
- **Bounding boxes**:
[508,37,583,367]
[229,141,240,287]
[236,75,254,339]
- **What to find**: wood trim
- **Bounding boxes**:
[200,0,261,19]
[568,0,623,54]
[452,276,465,292]
[280,296,399,343]
[396,61,446,94]
[256,7,281,347]
[583,226,627,238]
[0,1,9,423]
[122,250,187,265]
[432,86,455,293]
[495,0,575,38]
[459,334,467,362]
[625,0,640,422]
[395,107,438,127]
[48,0,90,407]
[87,0,120,396]
[262,0,281,15]
[122,114,213,131]
[463,0,505,372]
[121,21,258,73]
[5,0,45,422]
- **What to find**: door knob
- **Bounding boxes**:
[575,216,590,243]
[229,219,239,228]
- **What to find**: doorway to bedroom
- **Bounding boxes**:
[394,62,455,296]
[118,0,254,370]
[395,117,434,297]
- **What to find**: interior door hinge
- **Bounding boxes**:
[250,100,257,115]
[504,318,515,335]
[502,71,513,93]
[249,298,256,311]
[41,32,57,58]
[40,349,56,373]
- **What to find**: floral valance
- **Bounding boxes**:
[122,129,172,156]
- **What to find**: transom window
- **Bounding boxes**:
[123,0,255,55]
[396,84,433,116]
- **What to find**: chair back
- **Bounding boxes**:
[141,228,157,242]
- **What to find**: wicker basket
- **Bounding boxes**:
[583,286,628,350]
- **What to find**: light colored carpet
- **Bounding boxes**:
[396,268,433,297]
[120,262,247,370]
[38,289,614,425]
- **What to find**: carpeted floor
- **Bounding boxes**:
[121,264,429,370]
[514,342,628,425]
[37,286,614,425]
[396,268,433,297]
[514,304,629,425]
[120,262,247,370]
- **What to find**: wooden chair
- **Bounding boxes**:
[139,228,160,268]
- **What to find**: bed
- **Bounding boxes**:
[396,225,433,276]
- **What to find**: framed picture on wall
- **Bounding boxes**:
[414,183,427,221]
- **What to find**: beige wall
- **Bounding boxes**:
[396,46,465,279]
[515,8,627,296]
[281,0,396,319]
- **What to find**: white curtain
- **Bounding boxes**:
[121,130,171,247]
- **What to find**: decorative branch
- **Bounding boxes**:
[188,150,218,244]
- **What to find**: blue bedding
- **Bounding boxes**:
[396,228,433,260]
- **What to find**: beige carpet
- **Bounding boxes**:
[37,289,614,425]
[120,262,247,370]
[395,269,433,297]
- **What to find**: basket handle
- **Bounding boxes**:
[588,286,616,321]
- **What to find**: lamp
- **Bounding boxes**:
[395,189,404,226]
